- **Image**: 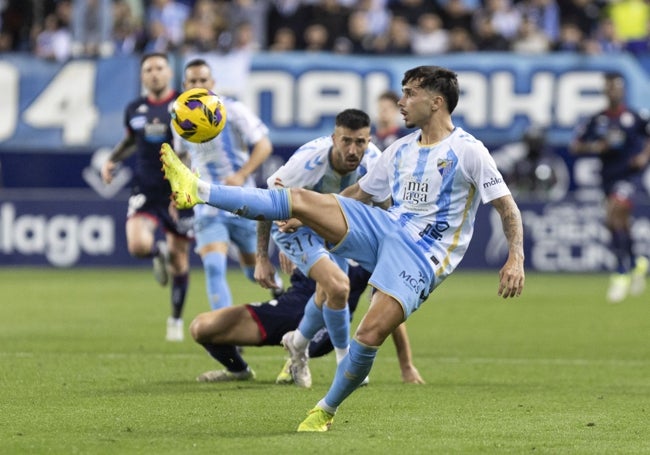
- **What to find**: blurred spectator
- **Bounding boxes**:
[229,0,268,50]
[146,0,190,51]
[388,0,436,26]
[476,0,522,41]
[446,26,477,53]
[552,21,585,53]
[411,12,449,55]
[182,0,227,53]
[371,90,411,150]
[143,19,170,52]
[338,9,379,54]
[71,0,113,58]
[232,21,259,52]
[34,13,72,61]
[473,14,510,51]
[557,0,605,38]
[268,26,297,52]
[355,0,390,37]
[308,0,352,50]
[591,16,624,54]
[112,0,145,55]
[439,0,474,31]
[373,15,413,54]
[303,23,329,52]
[516,0,560,43]
[265,0,310,50]
[511,15,550,54]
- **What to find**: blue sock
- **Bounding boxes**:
[207,186,290,221]
[323,339,378,409]
[203,251,232,310]
[171,273,188,319]
[202,343,248,373]
[297,295,324,339]
[322,305,350,350]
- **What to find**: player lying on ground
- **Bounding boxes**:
[190,257,424,385]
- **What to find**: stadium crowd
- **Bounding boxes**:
[0,0,649,61]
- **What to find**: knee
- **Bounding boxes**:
[323,277,350,309]
[354,328,385,348]
[189,315,210,343]
[127,240,152,258]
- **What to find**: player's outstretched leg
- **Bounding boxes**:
[161,142,291,220]
[160,143,203,209]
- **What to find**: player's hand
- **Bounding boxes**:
[254,256,280,290]
[590,140,608,155]
[223,172,246,187]
[101,160,116,184]
[401,364,425,384]
[629,152,650,171]
[278,251,296,275]
[498,256,525,299]
[277,218,303,233]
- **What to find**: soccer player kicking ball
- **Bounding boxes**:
[255,108,382,388]
[160,65,525,432]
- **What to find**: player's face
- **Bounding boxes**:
[331,126,370,174]
[183,65,215,90]
[399,80,438,129]
[604,77,625,106]
[140,56,172,97]
[377,98,399,125]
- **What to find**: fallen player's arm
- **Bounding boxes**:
[391,323,425,384]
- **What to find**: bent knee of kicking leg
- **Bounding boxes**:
[189,316,210,343]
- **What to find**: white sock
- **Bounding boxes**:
[292,330,310,351]
[317,399,337,415]
[334,346,349,364]
[197,181,210,201]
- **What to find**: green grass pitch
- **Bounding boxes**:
[1,267,649,454]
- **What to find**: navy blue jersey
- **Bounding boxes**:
[245,265,371,349]
[123,92,177,199]
[575,107,650,193]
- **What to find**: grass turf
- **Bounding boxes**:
[1,268,649,454]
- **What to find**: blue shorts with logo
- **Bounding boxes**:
[194,214,256,254]
[328,196,435,318]
[272,225,348,277]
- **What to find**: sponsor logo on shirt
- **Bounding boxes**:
[403,180,429,205]
[482,176,503,189]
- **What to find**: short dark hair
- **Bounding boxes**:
[184,58,210,71]
[335,109,371,130]
[140,52,168,67]
[402,66,459,114]
[378,90,400,105]
[604,72,624,83]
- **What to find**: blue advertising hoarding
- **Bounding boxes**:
[1,52,649,270]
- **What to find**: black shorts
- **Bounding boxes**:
[245,294,307,347]
[127,189,194,238]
